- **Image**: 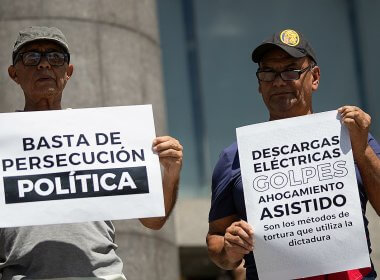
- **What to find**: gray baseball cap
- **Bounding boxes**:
[12,26,70,64]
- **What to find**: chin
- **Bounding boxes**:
[41,89,58,96]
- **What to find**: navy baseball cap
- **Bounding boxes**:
[252,29,317,63]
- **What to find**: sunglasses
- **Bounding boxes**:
[256,64,314,82]
[14,51,70,66]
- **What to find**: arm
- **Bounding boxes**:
[207,214,254,270]
[139,136,183,230]
[339,106,380,215]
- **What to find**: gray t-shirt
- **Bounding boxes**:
[0,221,124,280]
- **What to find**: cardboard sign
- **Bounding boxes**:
[236,111,370,280]
[0,105,164,227]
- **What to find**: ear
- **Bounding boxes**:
[66,64,74,80]
[258,81,262,95]
[257,63,262,94]
[8,65,19,84]
[311,65,320,92]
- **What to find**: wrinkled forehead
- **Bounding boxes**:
[19,40,65,53]
[259,47,307,68]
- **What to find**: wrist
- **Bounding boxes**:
[223,241,244,269]
[163,170,180,185]
[353,144,371,164]
[225,254,243,269]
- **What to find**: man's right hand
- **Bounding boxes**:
[207,215,255,269]
[224,220,255,263]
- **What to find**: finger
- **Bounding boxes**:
[233,221,254,236]
[153,139,182,153]
[153,136,173,145]
[153,136,180,146]
[157,149,183,159]
[338,105,358,114]
[225,233,254,252]
[339,109,357,119]
[340,111,360,120]
[227,222,254,245]
[225,240,251,255]
[341,112,370,129]
[341,118,360,132]
[232,226,254,246]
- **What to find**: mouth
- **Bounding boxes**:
[35,76,55,83]
[271,92,294,97]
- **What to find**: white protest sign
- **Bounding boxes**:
[0,105,164,227]
[236,111,370,280]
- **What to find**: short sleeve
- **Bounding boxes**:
[209,148,237,222]
[368,133,380,157]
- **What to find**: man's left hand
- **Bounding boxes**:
[139,136,183,230]
[153,136,183,176]
[338,105,371,161]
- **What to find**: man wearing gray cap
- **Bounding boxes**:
[207,29,380,279]
[2,26,183,279]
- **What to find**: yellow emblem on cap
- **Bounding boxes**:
[280,29,300,46]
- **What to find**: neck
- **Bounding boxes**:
[24,98,62,111]
[269,108,313,121]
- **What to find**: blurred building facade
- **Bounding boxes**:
[157,0,380,279]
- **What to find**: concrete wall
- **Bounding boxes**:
[0,0,179,279]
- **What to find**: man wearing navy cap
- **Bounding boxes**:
[1,26,183,279]
[207,29,380,279]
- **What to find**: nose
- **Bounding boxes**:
[37,56,51,70]
[272,73,287,87]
